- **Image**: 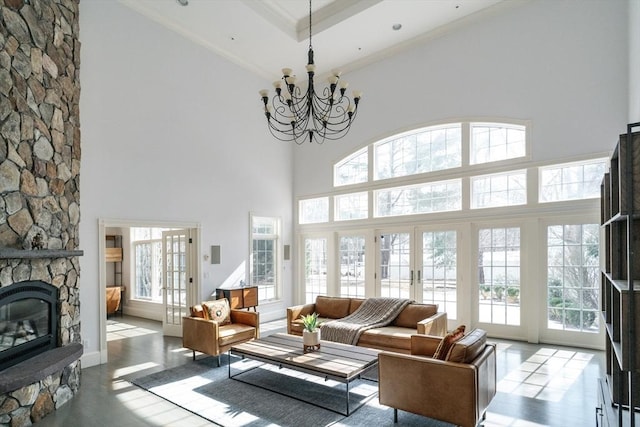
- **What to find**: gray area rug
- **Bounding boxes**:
[129,354,453,427]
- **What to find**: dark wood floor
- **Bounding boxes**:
[34,316,605,427]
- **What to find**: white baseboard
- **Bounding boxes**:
[124,305,163,321]
[81,349,103,368]
[258,309,286,323]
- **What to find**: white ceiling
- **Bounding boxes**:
[118,0,510,81]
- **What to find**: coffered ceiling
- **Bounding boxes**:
[118,0,512,80]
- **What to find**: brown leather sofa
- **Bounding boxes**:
[286,296,447,353]
[378,329,496,426]
[183,303,259,366]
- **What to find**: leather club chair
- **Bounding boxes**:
[182,305,259,366]
[378,328,496,426]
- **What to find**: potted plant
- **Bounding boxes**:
[506,287,520,304]
[300,312,321,351]
[479,285,491,300]
[492,285,505,301]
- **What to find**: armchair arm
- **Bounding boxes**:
[286,303,316,334]
[410,334,442,356]
[230,309,259,328]
[417,311,447,337]
[182,316,220,356]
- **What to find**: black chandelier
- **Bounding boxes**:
[259,0,362,144]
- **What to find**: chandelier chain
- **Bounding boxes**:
[308,0,312,50]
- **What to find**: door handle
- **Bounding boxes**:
[410,270,414,286]
[417,270,421,283]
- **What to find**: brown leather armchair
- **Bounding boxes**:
[378,329,496,427]
[182,309,259,366]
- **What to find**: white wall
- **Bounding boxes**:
[79,1,293,363]
[630,0,640,122]
[293,0,629,197]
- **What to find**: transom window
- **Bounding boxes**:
[375,179,461,218]
[374,124,462,180]
[334,147,368,187]
[299,197,328,224]
[539,159,607,202]
[470,123,526,164]
[471,170,527,209]
[299,120,603,225]
[335,192,368,221]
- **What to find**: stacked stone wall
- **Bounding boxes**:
[0,0,81,425]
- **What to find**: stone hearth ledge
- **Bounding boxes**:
[0,249,84,259]
[0,343,83,395]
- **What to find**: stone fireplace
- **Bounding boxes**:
[0,0,82,425]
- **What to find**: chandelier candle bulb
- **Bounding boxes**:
[282,68,292,77]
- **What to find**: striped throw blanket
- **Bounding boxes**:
[320,297,413,345]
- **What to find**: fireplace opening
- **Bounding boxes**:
[0,281,58,371]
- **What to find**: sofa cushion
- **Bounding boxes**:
[218,323,256,347]
[349,298,365,314]
[433,325,466,360]
[393,303,437,328]
[315,296,351,319]
[446,328,487,363]
[202,298,231,325]
[358,326,416,351]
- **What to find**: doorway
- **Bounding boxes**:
[98,219,201,363]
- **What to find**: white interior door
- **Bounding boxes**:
[162,229,194,336]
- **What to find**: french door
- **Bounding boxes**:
[162,229,196,336]
[473,223,526,339]
[538,220,603,348]
[377,230,415,299]
[376,227,459,321]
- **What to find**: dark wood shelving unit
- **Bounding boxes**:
[106,235,124,317]
[598,123,640,427]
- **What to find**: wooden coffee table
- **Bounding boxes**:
[229,333,379,416]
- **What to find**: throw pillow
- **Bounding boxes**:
[190,304,206,318]
[432,325,466,360]
[446,328,487,363]
[202,298,231,325]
